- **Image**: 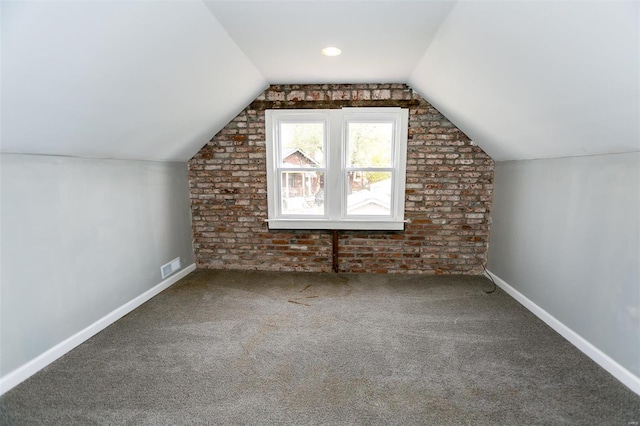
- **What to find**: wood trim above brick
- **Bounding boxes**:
[249,99,420,111]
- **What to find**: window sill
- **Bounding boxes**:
[266,219,407,231]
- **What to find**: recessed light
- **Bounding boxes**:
[321,46,342,57]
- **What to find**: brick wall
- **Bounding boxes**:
[189,84,494,274]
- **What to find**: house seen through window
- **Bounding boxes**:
[265,108,408,230]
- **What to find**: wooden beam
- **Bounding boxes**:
[332,230,339,273]
[249,99,420,111]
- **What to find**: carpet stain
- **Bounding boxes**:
[233,313,287,370]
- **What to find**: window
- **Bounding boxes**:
[265,108,408,230]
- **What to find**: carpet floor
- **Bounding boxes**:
[1,269,639,425]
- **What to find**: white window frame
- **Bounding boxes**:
[265,107,408,230]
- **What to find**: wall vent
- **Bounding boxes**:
[161,257,181,279]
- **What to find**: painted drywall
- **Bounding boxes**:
[0,154,194,377]
[409,1,639,161]
[487,153,640,377]
[1,1,267,161]
[205,0,454,84]
[5,0,638,164]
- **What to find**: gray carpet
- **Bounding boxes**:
[1,269,639,425]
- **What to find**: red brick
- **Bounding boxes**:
[188,84,494,274]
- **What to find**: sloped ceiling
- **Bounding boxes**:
[1,0,267,161]
[2,1,638,162]
[409,0,640,161]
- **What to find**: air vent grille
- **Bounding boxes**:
[161,257,181,279]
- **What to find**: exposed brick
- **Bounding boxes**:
[188,84,494,274]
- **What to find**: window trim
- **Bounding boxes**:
[265,107,408,230]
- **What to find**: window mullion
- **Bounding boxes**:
[327,110,343,222]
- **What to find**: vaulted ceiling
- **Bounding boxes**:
[2,1,638,162]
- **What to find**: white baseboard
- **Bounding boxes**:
[0,263,196,396]
[485,269,640,396]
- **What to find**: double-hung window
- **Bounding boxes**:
[265,107,408,230]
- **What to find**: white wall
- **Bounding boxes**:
[0,154,195,378]
[487,153,640,379]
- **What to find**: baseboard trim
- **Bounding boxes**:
[0,263,196,396]
[485,269,640,396]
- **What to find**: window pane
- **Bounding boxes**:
[280,123,324,167]
[346,171,392,216]
[347,122,393,167]
[281,171,325,215]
